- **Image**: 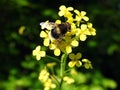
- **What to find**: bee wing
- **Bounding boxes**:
[40,21,55,30]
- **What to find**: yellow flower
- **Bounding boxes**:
[63,76,75,84]
[38,69,49,82]
[79,24,91,41]
[74,10,89,22]
[58,5,73,17]
[68,53,82,67]
[87,23,96,36]
[39,68,56,90]
[82,59,93,69]
[32,46,46,60]
[44,79,56,90]
[40,31,50,46]
[49,43,61,56]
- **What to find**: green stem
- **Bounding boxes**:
[46,55,60,63]
[60,54,68,90]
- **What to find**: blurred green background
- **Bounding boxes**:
[0,0,120,90]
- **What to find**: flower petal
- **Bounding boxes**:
[32,50,37,56]
[80,34,87,41]
[32,46,41,56]
[71,40,79,47]
[49,44,56,50]
[76,60,82,67]
[67,7,73,11]
[69,53,75,60]
[40,31,47,38]
[82,59,87,62]
[54,48,60,56]
[66,45,72,54]
[59,5,66,10]
[81,11,86,16]
[76,53,82,59]
[74,10,79,15]
[83,16,89,21]
[81,24,87,30]
[36,54,41,60]
[87,23,93,28]
[58,11,64,16]
[44,38,50,46]
[40,51,46,57]
[36,46,41,50]
[68,61,76,67]
[89,28,96,36]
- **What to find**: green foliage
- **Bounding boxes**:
[61,71,117,90]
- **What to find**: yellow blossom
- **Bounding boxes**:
[39,68,56,90]
[32,46,46,60]
[58,5,73,17]
[68,53,82,67]
[79,24,91,41]
[82,59,93,69]
[44,79,56,90]
[87,23,96,36]
[63,76,75,84]
[38,69,49,82]
[74,10,89,22]
[49,43,61,56]
[40,31,50,46]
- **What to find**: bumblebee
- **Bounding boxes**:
[40,21,71,40]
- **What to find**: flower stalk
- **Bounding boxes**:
[60,54,68,90]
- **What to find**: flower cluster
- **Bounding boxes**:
[38,68,56,90]
[39,5,96,57]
